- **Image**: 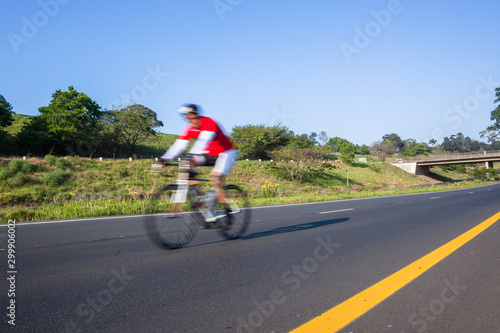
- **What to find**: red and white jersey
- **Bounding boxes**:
[178,116,234,156]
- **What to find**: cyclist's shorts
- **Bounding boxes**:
[192,149,238,176]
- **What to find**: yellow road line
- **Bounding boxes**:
[291,211,500,333]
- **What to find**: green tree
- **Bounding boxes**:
[359,144,370,155]
[308,132,318,145]
[401,138,417,151]
[0,94,13,112]
[38,86,103,152]
[480,87,500,143]
[16,116,59,155]
[382,133,404,151]
[340,142,356,165]
[104,104,164,156]
[327,136,349,152]
[400,142,431,156]
[441,133,483,152]
[230,124,292,160]
[0,94,14,140]
[288,133,315,148]
[99,111,122,157]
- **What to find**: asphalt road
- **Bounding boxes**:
[1,183,499,333]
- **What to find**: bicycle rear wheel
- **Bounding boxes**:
[217,185,251,239]
[144,185,203,249]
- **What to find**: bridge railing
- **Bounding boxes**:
[387,150,500,163]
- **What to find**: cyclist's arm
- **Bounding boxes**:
[188,130,215,155]
[161,139,189,160]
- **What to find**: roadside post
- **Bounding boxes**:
[346,169,349,187]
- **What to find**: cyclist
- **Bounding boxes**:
[160,104,238,220]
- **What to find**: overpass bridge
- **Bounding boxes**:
[391,151,500,175]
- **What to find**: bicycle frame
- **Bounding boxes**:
[164,159,225,223]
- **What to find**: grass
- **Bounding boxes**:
[250,179,489,207]
[0,156,497,222]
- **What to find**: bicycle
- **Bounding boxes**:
[143,157,251,249]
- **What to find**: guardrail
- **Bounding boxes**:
[387,150,500,163]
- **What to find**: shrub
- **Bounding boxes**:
[43,169,69,187]
[0,166,11,180]
[45,154,58,166]
[7,174,33,187]
[368,163,382,173]
[468,166,499,182]
[45,155,72,170]
[21,161,37,173]
[440,164,466,173]
[55,158,68,170]
[10,160,34,174]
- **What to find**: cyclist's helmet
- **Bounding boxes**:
[178,103,200,116]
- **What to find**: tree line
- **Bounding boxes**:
[1,86,500,161]
[0,86,163,158]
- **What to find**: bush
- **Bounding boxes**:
[440,164,466,173]
[55,158,67,170]
[22,161,37,173]
[45,154,72,170]
[7,174,33,187]
[43,169,69,187]
[368,163,382,173]
[468,166,499,182]
[10,160,35,174]
[45,154,58,166]
[0,166,11,180]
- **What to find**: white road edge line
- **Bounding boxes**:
[0,214,146,227]
[319,208,354,215]
[3,182,498,227]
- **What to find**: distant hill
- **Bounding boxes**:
[5,114,31,136]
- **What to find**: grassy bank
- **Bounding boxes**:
[0,156,495,222]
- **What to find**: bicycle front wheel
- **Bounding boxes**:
[217,185,251,239]
[144,185,202,249]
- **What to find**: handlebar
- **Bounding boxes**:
[158,154,194,165]
[151,156,198,175]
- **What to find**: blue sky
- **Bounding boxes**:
[2,0,500,146]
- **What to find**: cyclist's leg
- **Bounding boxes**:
[211,149,238,204]
[211,172,226,204]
